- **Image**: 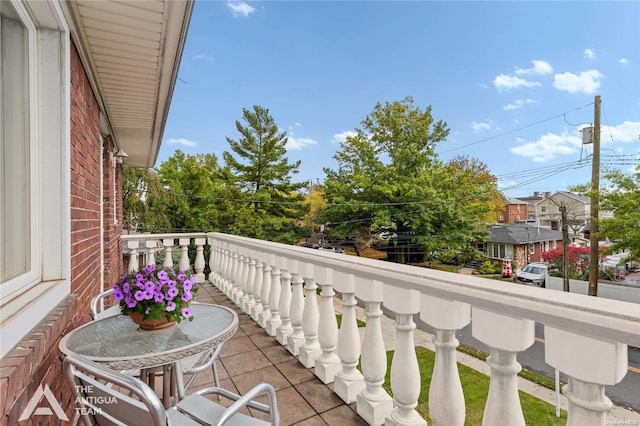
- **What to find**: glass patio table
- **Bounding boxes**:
[59,303,238,406]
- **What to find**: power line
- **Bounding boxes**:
[438,102,595,155]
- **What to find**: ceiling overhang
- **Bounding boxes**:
[62,0,194,168]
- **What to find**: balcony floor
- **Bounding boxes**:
[189,282,366,425]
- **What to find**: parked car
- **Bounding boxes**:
[515,262,548,287]
[318,246,345,254]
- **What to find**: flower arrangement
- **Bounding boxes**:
[113,264,198,323]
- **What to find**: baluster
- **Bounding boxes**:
[385,287,425,426]
[258,261,272,328]
[194,237,205,283]
[179,237,190,272]
[238,253,250,308]
[223,248,233,294]
[315,267,341,384]
[299,262,321,368]
[163,238,174,269]
[472,308,535,426]
[545,326,627,426]
[334,272,365,404]
[127,240,139,273]
[420,295,470,426]
[146,240,156,267]
[243,257,256,313]
[207,238,217,285]
[276,259,293,345]
[286,258,305,355]
[266,258,282,336]
[219,248,229,292]
[250,261,264,321]
[229,252,240,302]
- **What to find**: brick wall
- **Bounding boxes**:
[0,40,123,425]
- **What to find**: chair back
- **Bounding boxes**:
[90,288,122,320]
[63,354,167,426]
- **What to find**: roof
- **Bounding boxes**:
[503,196,528,205]
[555,191,590,203]
[62,0,194,168]
[487,224,563,244]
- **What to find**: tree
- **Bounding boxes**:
[223,106,307,243]
[122,167,152,233]
[598,167,640,262]
[322,97,498,264]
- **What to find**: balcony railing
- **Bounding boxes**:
[121,232,640,426]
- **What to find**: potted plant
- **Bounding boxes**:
[112,263,197,330]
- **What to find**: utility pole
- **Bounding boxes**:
[560,202,570,292]
[588,95,601,296]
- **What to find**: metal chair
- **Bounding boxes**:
[89,291,225,395]
[64,353,280,425]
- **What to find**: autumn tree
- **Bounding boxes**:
[223,106,307,243]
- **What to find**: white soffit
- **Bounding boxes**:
[63,0,194,168]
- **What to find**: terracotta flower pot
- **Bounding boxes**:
[128,311,176,331]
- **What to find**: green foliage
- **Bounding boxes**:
[321,97,500,264]
[478,260,502,275]
[223,106,308,243]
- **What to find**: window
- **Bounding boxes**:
[541,206,547,213]
[0,0,70,357]
[540,242,544,252]
[529,244,535,255]
[489,243,507,259]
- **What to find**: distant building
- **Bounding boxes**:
[498,196,529,224]
[517,191,551,223]
[484,223,563,269]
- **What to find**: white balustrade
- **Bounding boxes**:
[286,259,305,356]
[299,262,321,368]
[276,263,293,345]
[266,259,282,336]
[179,237,190,273]
[194,237,206,282]
[385,287,425,426]
[251,261,264,321]
[334,272,365,404]
[472,308,535,426]
[258,262,272,328]
[120,232,640,426]
[127,240,139,272]
[314,267,341,384]
[355,278,391,425]
[420,295,470,426]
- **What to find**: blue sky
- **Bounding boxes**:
[159,1,640,198]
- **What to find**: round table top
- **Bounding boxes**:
[59,303,238,370]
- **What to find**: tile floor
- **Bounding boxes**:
[187,282,368,425]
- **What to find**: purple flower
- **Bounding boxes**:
[125,297,136,308]
[136,273,144,281]
[166,301,176,312]
[154,293,164,303]
[167,287,179,299]
[143,288,154,300]
[134,290,145,301]
[190,274,196,282]
[183,280,193,291]
[167,280,177,288]
[145,281,155,291]
[122,283,130,294]
[158,270,168,280]
[113,289,124,301]
[177,273,186,282]
[181,307,193,319]
[181,291,192,302]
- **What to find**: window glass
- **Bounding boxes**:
[1,1,30,282]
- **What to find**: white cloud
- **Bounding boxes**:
[583,48,595,59]
[331,130,358,144]
[511,130,581,162]
[471,120,492,132]
[619,58,628,64]
[226,1,255,17]
[294,122,302,127]
[166,138,197,147]
[286,135,318,150]
[493,74,541,91]
[601,121,640,144]
[515,60,553,76]
[498,180,518,189]
[503,99,535,111]
[194,53,214,62]
[553,69,603,94]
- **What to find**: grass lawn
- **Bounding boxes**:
[380,347,567,426]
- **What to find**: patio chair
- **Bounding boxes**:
[63,353,280,425]
[89,292,224,396]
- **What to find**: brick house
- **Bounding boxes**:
[0,1,193,424]
[484,224,564,270]
[497,196,529,224]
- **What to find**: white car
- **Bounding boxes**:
[515,262,548,288]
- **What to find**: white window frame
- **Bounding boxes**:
[0,0,70,358]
